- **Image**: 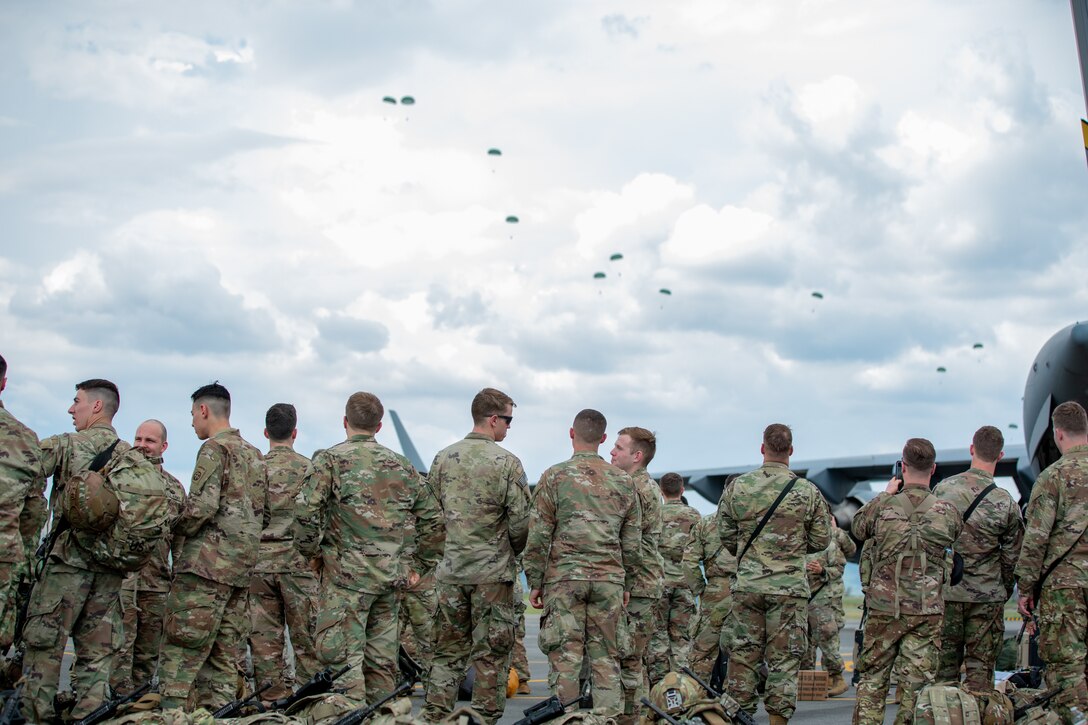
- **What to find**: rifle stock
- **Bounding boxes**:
[74,681,152,725]
[270,664,351,711]
[331,679,414,725]
[213,680,273,718]
[0,684,24,725]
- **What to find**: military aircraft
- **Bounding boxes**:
[389,321,1088,529]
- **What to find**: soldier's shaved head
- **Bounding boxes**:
[191,382,231,419]
[972,426,1004,463]
[346,392,383,432]
[572,409,607,444]
[1053,401,1088,436]
[76,378,120,417]
[762,423,792,456]
[265,403,297,442]
[135,419,169,458]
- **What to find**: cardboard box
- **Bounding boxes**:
[798,670,828,701]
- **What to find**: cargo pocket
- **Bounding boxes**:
[164,602,217,651]
[481,599,515,658]
[537,602,559,656]
[313,601,348,665]
[23,584,66,649]
[616,603,633,658]
[786,606,808,659]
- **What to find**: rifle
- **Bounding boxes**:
[1013,688,1061,720]
[269,665,351,711]
[331,679,414,725]
[213,680,273,718]
[0,684,24,725]
[641,697,690,725]
[398,646,424,685]
[511,693,585,725]
[679,667,756,725]
[73,681,152,725]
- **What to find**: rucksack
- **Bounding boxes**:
[914,684,981,725]
[875,491,956,616]
[76,447,176,572]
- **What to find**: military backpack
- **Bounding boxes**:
[913,684,981,725]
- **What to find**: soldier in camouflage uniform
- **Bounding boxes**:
[645,473,700,686]
[511,567,532,694]
[422,388,531,725]
[1016,402,1088,717]
[0,354,46,656]
[935,426,1023,691]
[799,519,855,697]
[399,565,438,684]
[682,511,737,681]
[609,426,665,725]
[158,383,268,711]
[249,403,320,703]
[717,423,830,725]
[294,391,444,704]
[112,420,187,693]
[23,379,130,722]
[524,409,641,718]
[851,438,963,725]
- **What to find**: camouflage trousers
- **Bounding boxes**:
[313,582,398,704]
[1037,586,1088,714]
[423,581,516,725]
[800,595,845,676]
[853,612,942,725]
[250,571,320,701]
[619,595,659,725]
[689,581,732,682]
[726,591,807,720]
[512,576,530,686]
[112,588,169,692]
[645,586,695,687]
[399,579,437,681]
[538,580,626,718]
[158,573,251,711]
[937,600,1005,691]
[0,562,20,650]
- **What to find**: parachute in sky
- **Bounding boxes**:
[1009,423,1019,429]
[505,215,519,224]
[487,148,502,156]
[811,291,824,299]
[382,96,397,105]
[400,96,415,105]
[973,343,984,349]
[610,253,624,262]
[659,288,672,296]
[936,366,947,373]
[593,272,606,279]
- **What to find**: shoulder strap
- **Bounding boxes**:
[962,483,997,523]
[89,439,120,473]
[737,477,799,564]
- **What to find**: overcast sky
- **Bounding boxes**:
[2,0,1085,505]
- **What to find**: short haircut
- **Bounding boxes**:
[763,423,792,455]
[144,419,168,442]
[660,472,685,497]
[972,425,1004,463]
[618,426,657,466]
[902,437,936,472]
[77,379,120,417]
[346,392,383,431]
[1053,401,1088,436]
[572,408,606,443]
[265,403,297,442]
[471,387,515,424]
[191,382,231,419]
[0,353,6,380]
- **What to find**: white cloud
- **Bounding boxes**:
[661,204,776,267]
[795,75,865,148]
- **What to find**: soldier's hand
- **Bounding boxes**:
[885,477,901,494]
[407,570,421,588]
[623,591,630,608]
[309,558,322,575]
[1018,593,1034,620]
[806,560,823,574]
[529,588,544,609]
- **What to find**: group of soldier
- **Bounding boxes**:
[2,348,1088,725]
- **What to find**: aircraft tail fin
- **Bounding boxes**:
[389,409,427,475]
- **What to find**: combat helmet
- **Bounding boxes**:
[649,672,702,719]
[63,467,119,533]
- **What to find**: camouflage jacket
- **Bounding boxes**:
[174,428,267,588]
[40,421,130,572]
[523,451,641,590]
[629,468,665,599]
[258,447,313,575]
[718,462,830,598]
[0,402,46,567]
[430,433,530,585]
[852,485,963,616]
[935,468,1023,603]
[828,527,856,602]
[682,514,736,598]
[1016,444,1088,594]
[806,527,853,604]
[660,499,701,589]
[294,434,443,594]
[122,465,186,593]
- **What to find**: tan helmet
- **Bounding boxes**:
[649,672,701,718]
[63,470,119,533]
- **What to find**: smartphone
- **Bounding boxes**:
[892,460,904,492]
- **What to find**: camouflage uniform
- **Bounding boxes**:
[399,569,438,681]
[619,468,664,725]
[717,462,830,721]
[250,446,320,701]
[158,428,267,711]
[112,468,186,692]
[294,433,443,704]
[682,514,736,681]
[23,422,129,722]
[1015,444,1088,714]
[511,571,531,689]
[422,433,530,725]
[799,527,855,678]
[0,400,45,651]
[935,468,1023,691]
[851,486,963,725]
[645,499,700,686]
[524,451,641,717]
